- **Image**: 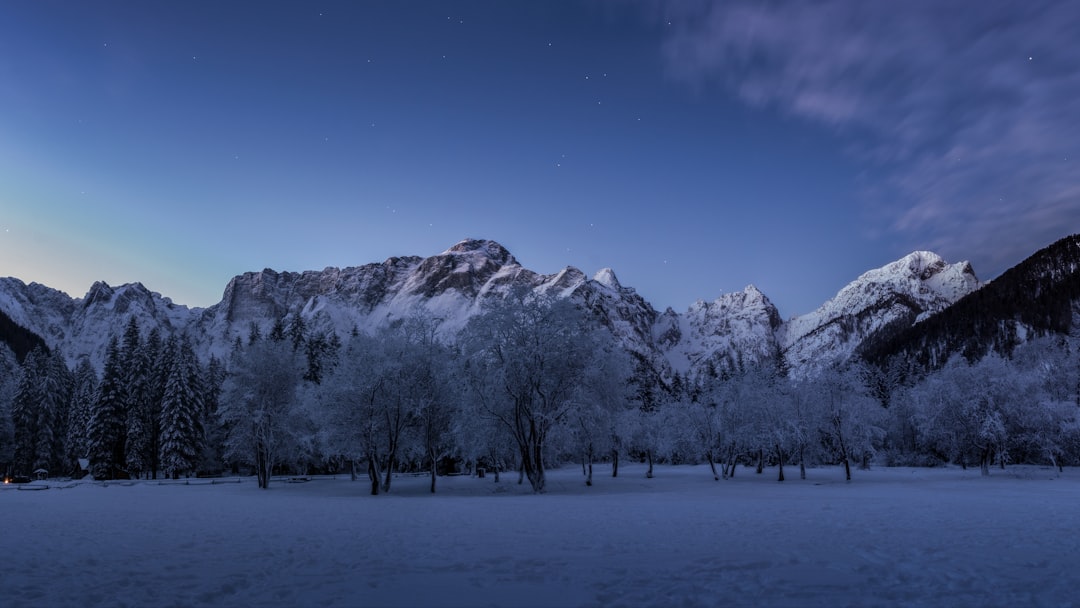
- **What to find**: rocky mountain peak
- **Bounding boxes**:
[593,268,621,291]
[442,239,517,267]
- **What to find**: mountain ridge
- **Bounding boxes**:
[0,237,992,379]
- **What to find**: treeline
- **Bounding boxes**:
[861,234,1080,369]
[3,291,1079,491]
[0,308,47,364]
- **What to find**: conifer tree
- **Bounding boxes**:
[288,314,306,351]
[159,336,204,479]
[198,354,227,474]
[11,347,45,475]
[87,338,128,479]
[66,358,98,469]
[269,318,286,342]
[35,348,72,474]
[146,331,175,478]
[123,321,154,479]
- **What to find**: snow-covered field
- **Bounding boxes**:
[3,464,1076,607]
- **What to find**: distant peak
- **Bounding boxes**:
[593,267,621,290]
[443,238,517,266]
[896,251,947,279]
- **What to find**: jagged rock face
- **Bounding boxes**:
[0,278,194,367]
[659,286,782,377]
[198,240,663,362]
[778,251,981,374]
[0,239,982,379]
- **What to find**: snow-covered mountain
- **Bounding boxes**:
[0,239,982,379]
[779,252,981,375]
[656,286,782,376]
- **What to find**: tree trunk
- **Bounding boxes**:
[585,444,594,487]
[612,449,619,478]
[980,448,990,476]
[776,445,785,482]
[706,449,719,481]
[429,447,437,494]
[834,424,851,481]
[518,460,525,485]
[756,448,764,474]
[646,449,654,479]
[799,445,806,480]
[382,450,396,493]
[350,459,357,482]
[367,459,380,495]
[255,441,271,489]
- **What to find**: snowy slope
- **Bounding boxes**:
[192,239,663,364]
[656,286,781,377]
[5,465,1080,608]
[778,252,981,374]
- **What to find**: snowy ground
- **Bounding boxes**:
[2,464,1077,607]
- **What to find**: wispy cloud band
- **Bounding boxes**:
[660,0,1079,275]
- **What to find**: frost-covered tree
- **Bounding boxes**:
[87,338,128,479]
[145,330,172,479]
[463,290,597,493]
[65,358,98,470]
[787,376,825,479]
[122,319,154,479]
[220,337,305,489]
[316,333,390,494]
[0,345,18,471]
[399,315,462,493]
[561,336,632,486]
[36,348,72,474]
[11,347,45,475]
[12,347,72,476]
[198,354,227,475]
[316,318,460,494]
[809,365,885,481]
[159,337,204,479]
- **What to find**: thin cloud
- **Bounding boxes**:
[660,0,1080,276]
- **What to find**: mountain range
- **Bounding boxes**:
[3,235,1027,384]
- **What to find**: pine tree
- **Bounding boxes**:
[288,314,306,351]
[11,347,45,475]
[269,318,286,342]
[159,336,204,479]
[123,322,154,479]
[87,337,128,479]
[35,348,72,474]
[66,358,98,470]
[146,331,174,479]
[304,332,328,384]
[248,322,262,346]
[198,354,227,474]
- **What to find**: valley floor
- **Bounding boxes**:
[2,463,1075,607]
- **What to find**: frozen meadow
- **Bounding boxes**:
[3,464,1077,608]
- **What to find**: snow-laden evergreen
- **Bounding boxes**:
[65,358,98,468]
[86,338,127,480]
[159,336,204,479]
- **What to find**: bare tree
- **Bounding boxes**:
[810,365,884,481]
[463,290,595,493]
[220,337,306,489]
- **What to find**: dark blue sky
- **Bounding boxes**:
[1,1,1076,317]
